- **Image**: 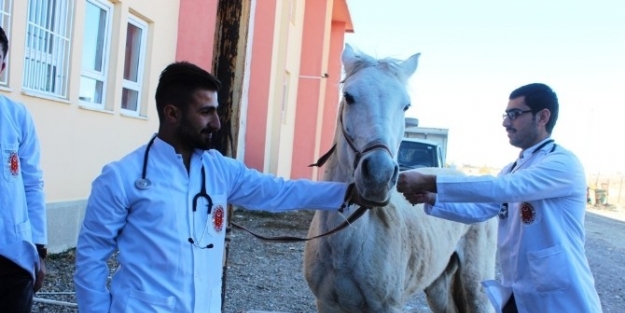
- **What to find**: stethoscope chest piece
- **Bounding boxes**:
[135,178,152,190]
[136,136,157,190]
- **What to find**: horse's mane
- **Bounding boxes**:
[342,50,411,84]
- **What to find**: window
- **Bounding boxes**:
[79,0,112,108]
[0,0,12,86]
[23,0,73,98]
[121,15,147,115]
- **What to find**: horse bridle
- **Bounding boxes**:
[231,106,394,242]
[311,110,393,168]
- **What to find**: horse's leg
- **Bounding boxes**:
[454,221,497,313]
[316,301,403,313]
[424,252,461,313]
[316,300,346,313]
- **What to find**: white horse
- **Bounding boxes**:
[303,45,497,313]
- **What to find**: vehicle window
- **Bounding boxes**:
[398,141,438,170]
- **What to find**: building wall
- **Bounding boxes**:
[0,0,353,252]
[290,0,330,180]
[291,0,352,180]
[175,0,218,70]
[318,21,350,179]
[270,0,307,178]
[243,0,276,172]
[1,0,180,252]
[242,0,352,180]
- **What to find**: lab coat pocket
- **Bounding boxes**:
[126,289,176,312]
[1,143,20,182]
[16,220,33,242]
[527,245,571,292]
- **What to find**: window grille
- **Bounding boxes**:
[0,0,12,86]
[23,0,73,99]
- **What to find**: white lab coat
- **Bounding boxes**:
[424,138,602,313]
[74,137,347,313]
[0,95,46,279]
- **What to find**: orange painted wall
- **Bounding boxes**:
[320,22,347,174]
[290,0,330,179]
[175,0,218,71]
[243,0,278,171]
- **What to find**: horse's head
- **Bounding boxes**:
[337,44,420,205]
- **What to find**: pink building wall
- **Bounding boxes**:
[175,0,218,70]
[291,0,353,179]
[243,0,278,171]
[290,0,330,179]
[320,22,349,173]
[175,0,353,179]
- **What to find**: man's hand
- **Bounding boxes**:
[403,191,436,206]
[397,170,437,194]
[34,258,46,292]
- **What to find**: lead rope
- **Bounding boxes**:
[230,182,372,242]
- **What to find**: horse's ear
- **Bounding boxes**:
[342,44,357,72]
[401,53,421,78]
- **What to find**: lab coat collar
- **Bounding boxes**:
[151,135,206,160]
[519,137,554,160]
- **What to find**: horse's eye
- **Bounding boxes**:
[403,104,411,112]
[344,92,355,105]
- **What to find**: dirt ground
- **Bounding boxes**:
[224,206,625,313]
[34,205,625,312]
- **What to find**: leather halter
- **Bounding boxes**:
[310,111,393,170]
[231,107,393,242]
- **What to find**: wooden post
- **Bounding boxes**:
[211,0,251,311]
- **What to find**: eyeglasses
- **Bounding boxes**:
[502,109,533,121]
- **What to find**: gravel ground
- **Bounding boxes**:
[34,207,624,313]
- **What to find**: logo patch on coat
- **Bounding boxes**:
[213,205,224,233]
[520,202,535,224]
[9,151,19,176]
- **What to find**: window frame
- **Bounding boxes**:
[120,14,147,116]
[78,0,113,109]
[22,0,74,99]
[0,0,13,87]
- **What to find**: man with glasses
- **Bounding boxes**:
[396,83,602,312]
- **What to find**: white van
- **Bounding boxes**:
[398,138,444,170]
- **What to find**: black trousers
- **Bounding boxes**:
[502,293,518,313]
[0,255,34,313]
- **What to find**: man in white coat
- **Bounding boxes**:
[0,26,47,313]
[397,83,603,313]
[74,62,358,313]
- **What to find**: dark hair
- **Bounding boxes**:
[0,26,8,56]
[155,61,222,122]
[509,83,559,133]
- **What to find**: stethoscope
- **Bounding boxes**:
[135,136,215,249]
[499,139,557,220]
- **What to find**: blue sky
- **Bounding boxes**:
[344,0,625,174]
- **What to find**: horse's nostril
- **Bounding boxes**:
[392,164,399,183]
[361,158,370,176]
